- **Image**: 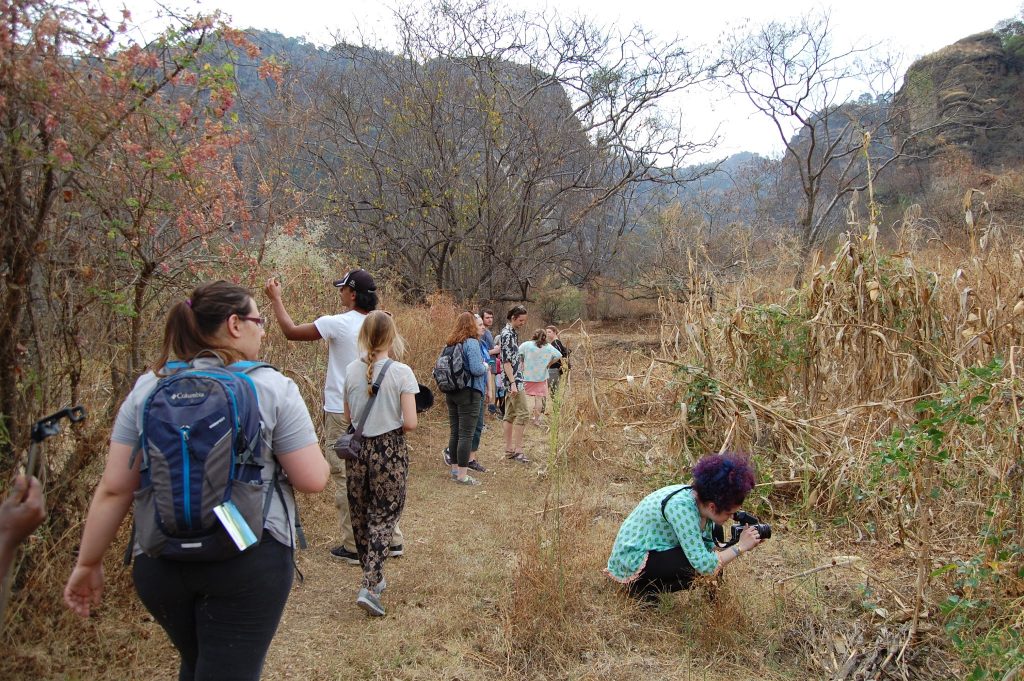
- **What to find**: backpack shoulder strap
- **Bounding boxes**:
[159,360,189,377]
[660,485,692,522]
[228,360,277,374]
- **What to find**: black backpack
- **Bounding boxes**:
[432,342,474,393]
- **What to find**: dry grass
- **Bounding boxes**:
[568,222,1024,677]
[4,219,1023,678]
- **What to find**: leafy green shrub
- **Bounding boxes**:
[534,284,583,324]
[739,303,810,396]
[870,359,1024,678]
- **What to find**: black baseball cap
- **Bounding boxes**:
[333,269,376,293]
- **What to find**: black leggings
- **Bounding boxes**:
[133,537,294,681]
[627,546,699,598]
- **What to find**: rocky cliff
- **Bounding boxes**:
[893,31,1024,169]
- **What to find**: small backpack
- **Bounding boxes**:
[128,356,286,562]
[432,342,474,393]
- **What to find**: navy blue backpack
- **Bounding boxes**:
[127,356,292,562]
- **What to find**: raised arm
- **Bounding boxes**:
[264,278,322,341]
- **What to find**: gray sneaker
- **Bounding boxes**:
[356,587,386,617]
[453,474,481,486]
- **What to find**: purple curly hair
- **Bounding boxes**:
[691,452,757,511]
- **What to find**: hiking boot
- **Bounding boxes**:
[467,460,488,473]
[442,447,453,466]
[356,588,386,617]
[330,546,360,565]
[388,545,403,558]
[453,474,481,486]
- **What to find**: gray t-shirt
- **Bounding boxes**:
[343,358,419,437]
[111,359,318,549]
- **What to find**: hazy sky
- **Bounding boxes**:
[104,0,1022,160]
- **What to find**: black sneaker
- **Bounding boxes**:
[388,544,403,558]
[442,447,453,466]
[330,546,360,565]
[467,460,488,473]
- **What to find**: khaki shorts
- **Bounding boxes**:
[502,387,530,425]
[324,411,352,475]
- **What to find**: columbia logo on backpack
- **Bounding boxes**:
[433,343,474,393]
[169,391,207,402]
[126,355,293,563]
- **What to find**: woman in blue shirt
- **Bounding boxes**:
[442,312,489,485]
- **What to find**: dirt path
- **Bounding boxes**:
[262,411,552,680]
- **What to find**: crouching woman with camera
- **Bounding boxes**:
[605,452,764,601]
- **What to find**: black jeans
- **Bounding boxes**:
[627,546,698,598]
[133,537,294,681]
[446,388,482,466]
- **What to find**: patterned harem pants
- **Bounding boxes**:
[345,427,409,590]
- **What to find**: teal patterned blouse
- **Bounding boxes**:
[605,484,719,582]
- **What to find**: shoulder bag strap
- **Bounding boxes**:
[660,485,692,522]
[351,359,394,437]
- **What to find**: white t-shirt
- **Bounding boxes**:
[313,310,367,413]
[343,358,419,437]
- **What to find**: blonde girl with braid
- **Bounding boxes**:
[341,310,419,617]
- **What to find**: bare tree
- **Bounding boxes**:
[722,12,934,283]
[305,0,717,301]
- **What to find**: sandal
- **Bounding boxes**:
[512,452,531,464]
[504,450,518,459]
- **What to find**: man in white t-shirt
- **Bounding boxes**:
[265,269,405,563]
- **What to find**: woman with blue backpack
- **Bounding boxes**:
[63,281,329,681]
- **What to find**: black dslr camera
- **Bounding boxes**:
[711,511,772,549]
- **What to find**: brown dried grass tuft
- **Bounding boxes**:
[599,219,1024,676]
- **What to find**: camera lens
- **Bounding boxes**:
[754,523,772,540]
